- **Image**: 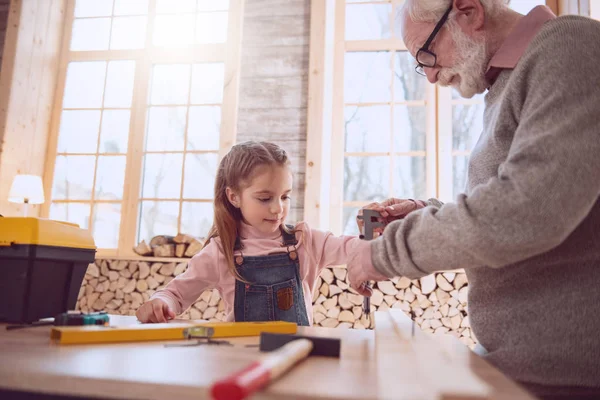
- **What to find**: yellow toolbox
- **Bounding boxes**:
[0,217,96,323]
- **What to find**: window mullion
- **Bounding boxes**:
[436,86,453,202]
[117,0,156,256]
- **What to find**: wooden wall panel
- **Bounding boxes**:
[0,0,10,70]
[236,0,310,223]
[0,0,66,216]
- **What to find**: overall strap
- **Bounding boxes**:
[280,224,298,246]
[234,236,243,251]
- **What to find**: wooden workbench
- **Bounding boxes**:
[0,314,536,399]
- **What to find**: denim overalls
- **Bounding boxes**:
[233,225,310,326]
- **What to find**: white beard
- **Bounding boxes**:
[438,21,489,98]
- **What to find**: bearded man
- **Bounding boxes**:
[347,1,600,398]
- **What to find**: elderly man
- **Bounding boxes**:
[347,0,600,398]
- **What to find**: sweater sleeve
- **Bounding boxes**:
[150,241,221,314]
[371,20,600,279]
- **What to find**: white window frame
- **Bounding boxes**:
[305,0,560,235]
[41,0,244,259]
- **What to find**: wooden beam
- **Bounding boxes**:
[0,0,67,217]
[218,0,244,159]
[303,0,327,229]
[375,309,492,399]
[546,0,560,15]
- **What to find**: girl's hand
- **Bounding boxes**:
[347,240,388,296]
[136,298,175,323]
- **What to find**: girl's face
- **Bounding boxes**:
[227,164,293,234]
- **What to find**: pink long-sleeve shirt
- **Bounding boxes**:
[151,221,363,325]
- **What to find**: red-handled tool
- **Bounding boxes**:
[211,338,313,400]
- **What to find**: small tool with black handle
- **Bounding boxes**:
[6,311,109,330]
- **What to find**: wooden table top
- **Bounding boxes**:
[0,315,535,400]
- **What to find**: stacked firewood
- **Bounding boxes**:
[310,267,476,348]
[77,260,476,348]
[133,234,204,258]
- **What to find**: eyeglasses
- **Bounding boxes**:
[415,4,453,76]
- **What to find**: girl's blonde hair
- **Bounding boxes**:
[203,141,293,280]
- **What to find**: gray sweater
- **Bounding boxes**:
[371,16,600,388]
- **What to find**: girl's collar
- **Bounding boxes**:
[238,221,283,240]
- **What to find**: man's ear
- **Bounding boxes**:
[226,187,240,208]
[453,0,485,35]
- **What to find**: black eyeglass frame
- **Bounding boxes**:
[415,4,453,76]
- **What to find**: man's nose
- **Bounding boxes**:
[424,66,439,84]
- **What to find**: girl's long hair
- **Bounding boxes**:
[203,141,292,280]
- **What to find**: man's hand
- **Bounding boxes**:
[356,198,426,233]
[136,298,175,323]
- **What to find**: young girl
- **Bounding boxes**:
[136,141,373,326]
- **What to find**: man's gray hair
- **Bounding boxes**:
[402,0,510,23]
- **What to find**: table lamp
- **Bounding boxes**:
[8,174,45,217]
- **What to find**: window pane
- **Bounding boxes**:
[153,14,195,47]
[509,0,545,14]
[453,156,469,199]
[110,16,147,49]
[100,110,130,153]
[145,106,187,151]
[52,156,96,200]
[74,0,113,18]
[344,52,391,103]
[394,106,426,152]
[150,64,191,105]
[187,106,221,151]
[138,201,179,243]
[392,156,426,199]
[394,52,427,101]
[342,207,360,236]
[95,156,126,200]
[114,0,148,15]
[183,153,218,199]
[156,0,196,13]
[141,153,183,198]
[345,4,391,40]
[344,156,389,201]
[70,18,111,51]
[57,110,101,153]
[191,63,224,104]
[344,106,390,152]
[197,0,229,11]
[452,103,484,152]
[181,202,213,238]
[104,60,135,108]
[196,12,228,43]
[50,203,90,230]
[92,203,121,248]
[63,62,106,108]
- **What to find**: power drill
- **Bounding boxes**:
[6,311,109,330]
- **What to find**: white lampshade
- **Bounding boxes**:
[8,174,45,204]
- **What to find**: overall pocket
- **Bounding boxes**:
[243,278,298,323]
[271,278,299,323]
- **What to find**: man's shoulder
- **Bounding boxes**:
[534,15,600,47]
[519,16,600,71]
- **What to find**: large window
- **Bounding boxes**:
[44,0,241,256]
[333,0,550,235]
